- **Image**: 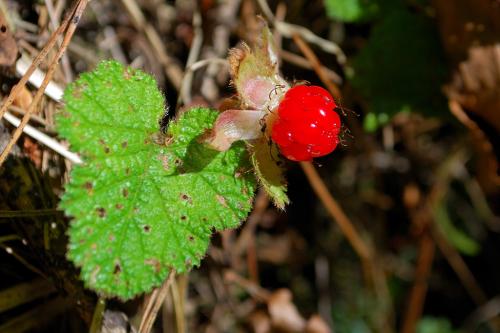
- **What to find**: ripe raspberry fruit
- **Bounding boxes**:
[271,85,341,161]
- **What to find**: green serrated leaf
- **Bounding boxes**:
[57,61,256,299]
[351,9,449,121]
[249,139,289,209]
[324,0,380,23]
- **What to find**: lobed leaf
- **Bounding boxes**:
[57,61,256,299]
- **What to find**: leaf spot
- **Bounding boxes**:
[180,193,192,204]
[121,141,128,148]
[83,181,93,194]
[216,195,228,208]
[113,262,122,274]
[122,188,129,198]
[96,207,106,218]
[115,203,124,209]
[143,225,151,233]
[180,215,187,221]
[145,258,161,273]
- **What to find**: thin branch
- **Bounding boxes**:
[432,226,488,305]
[280,50,343,84]
[45,0,74,83]
[401,233,435,333]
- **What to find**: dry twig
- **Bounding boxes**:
[255,0,346,64]
[0,0,88,166]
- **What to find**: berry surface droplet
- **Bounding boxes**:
[271,85,341,161]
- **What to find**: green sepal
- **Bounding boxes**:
[249,138,289,209]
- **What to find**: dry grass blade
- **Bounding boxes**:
[432,226,488,305]
[138,270,176,333]
[120,0,183,90]
[0,0,79,121]
[0,0,88,166]
[291,33,341,100]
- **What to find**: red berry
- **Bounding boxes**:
[271,85,341,161]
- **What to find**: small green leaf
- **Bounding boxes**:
[417,317,459,333]
[433,203,480,256]
[57,61,256,299]
[324,0,380,23]
[249,138,289,209]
